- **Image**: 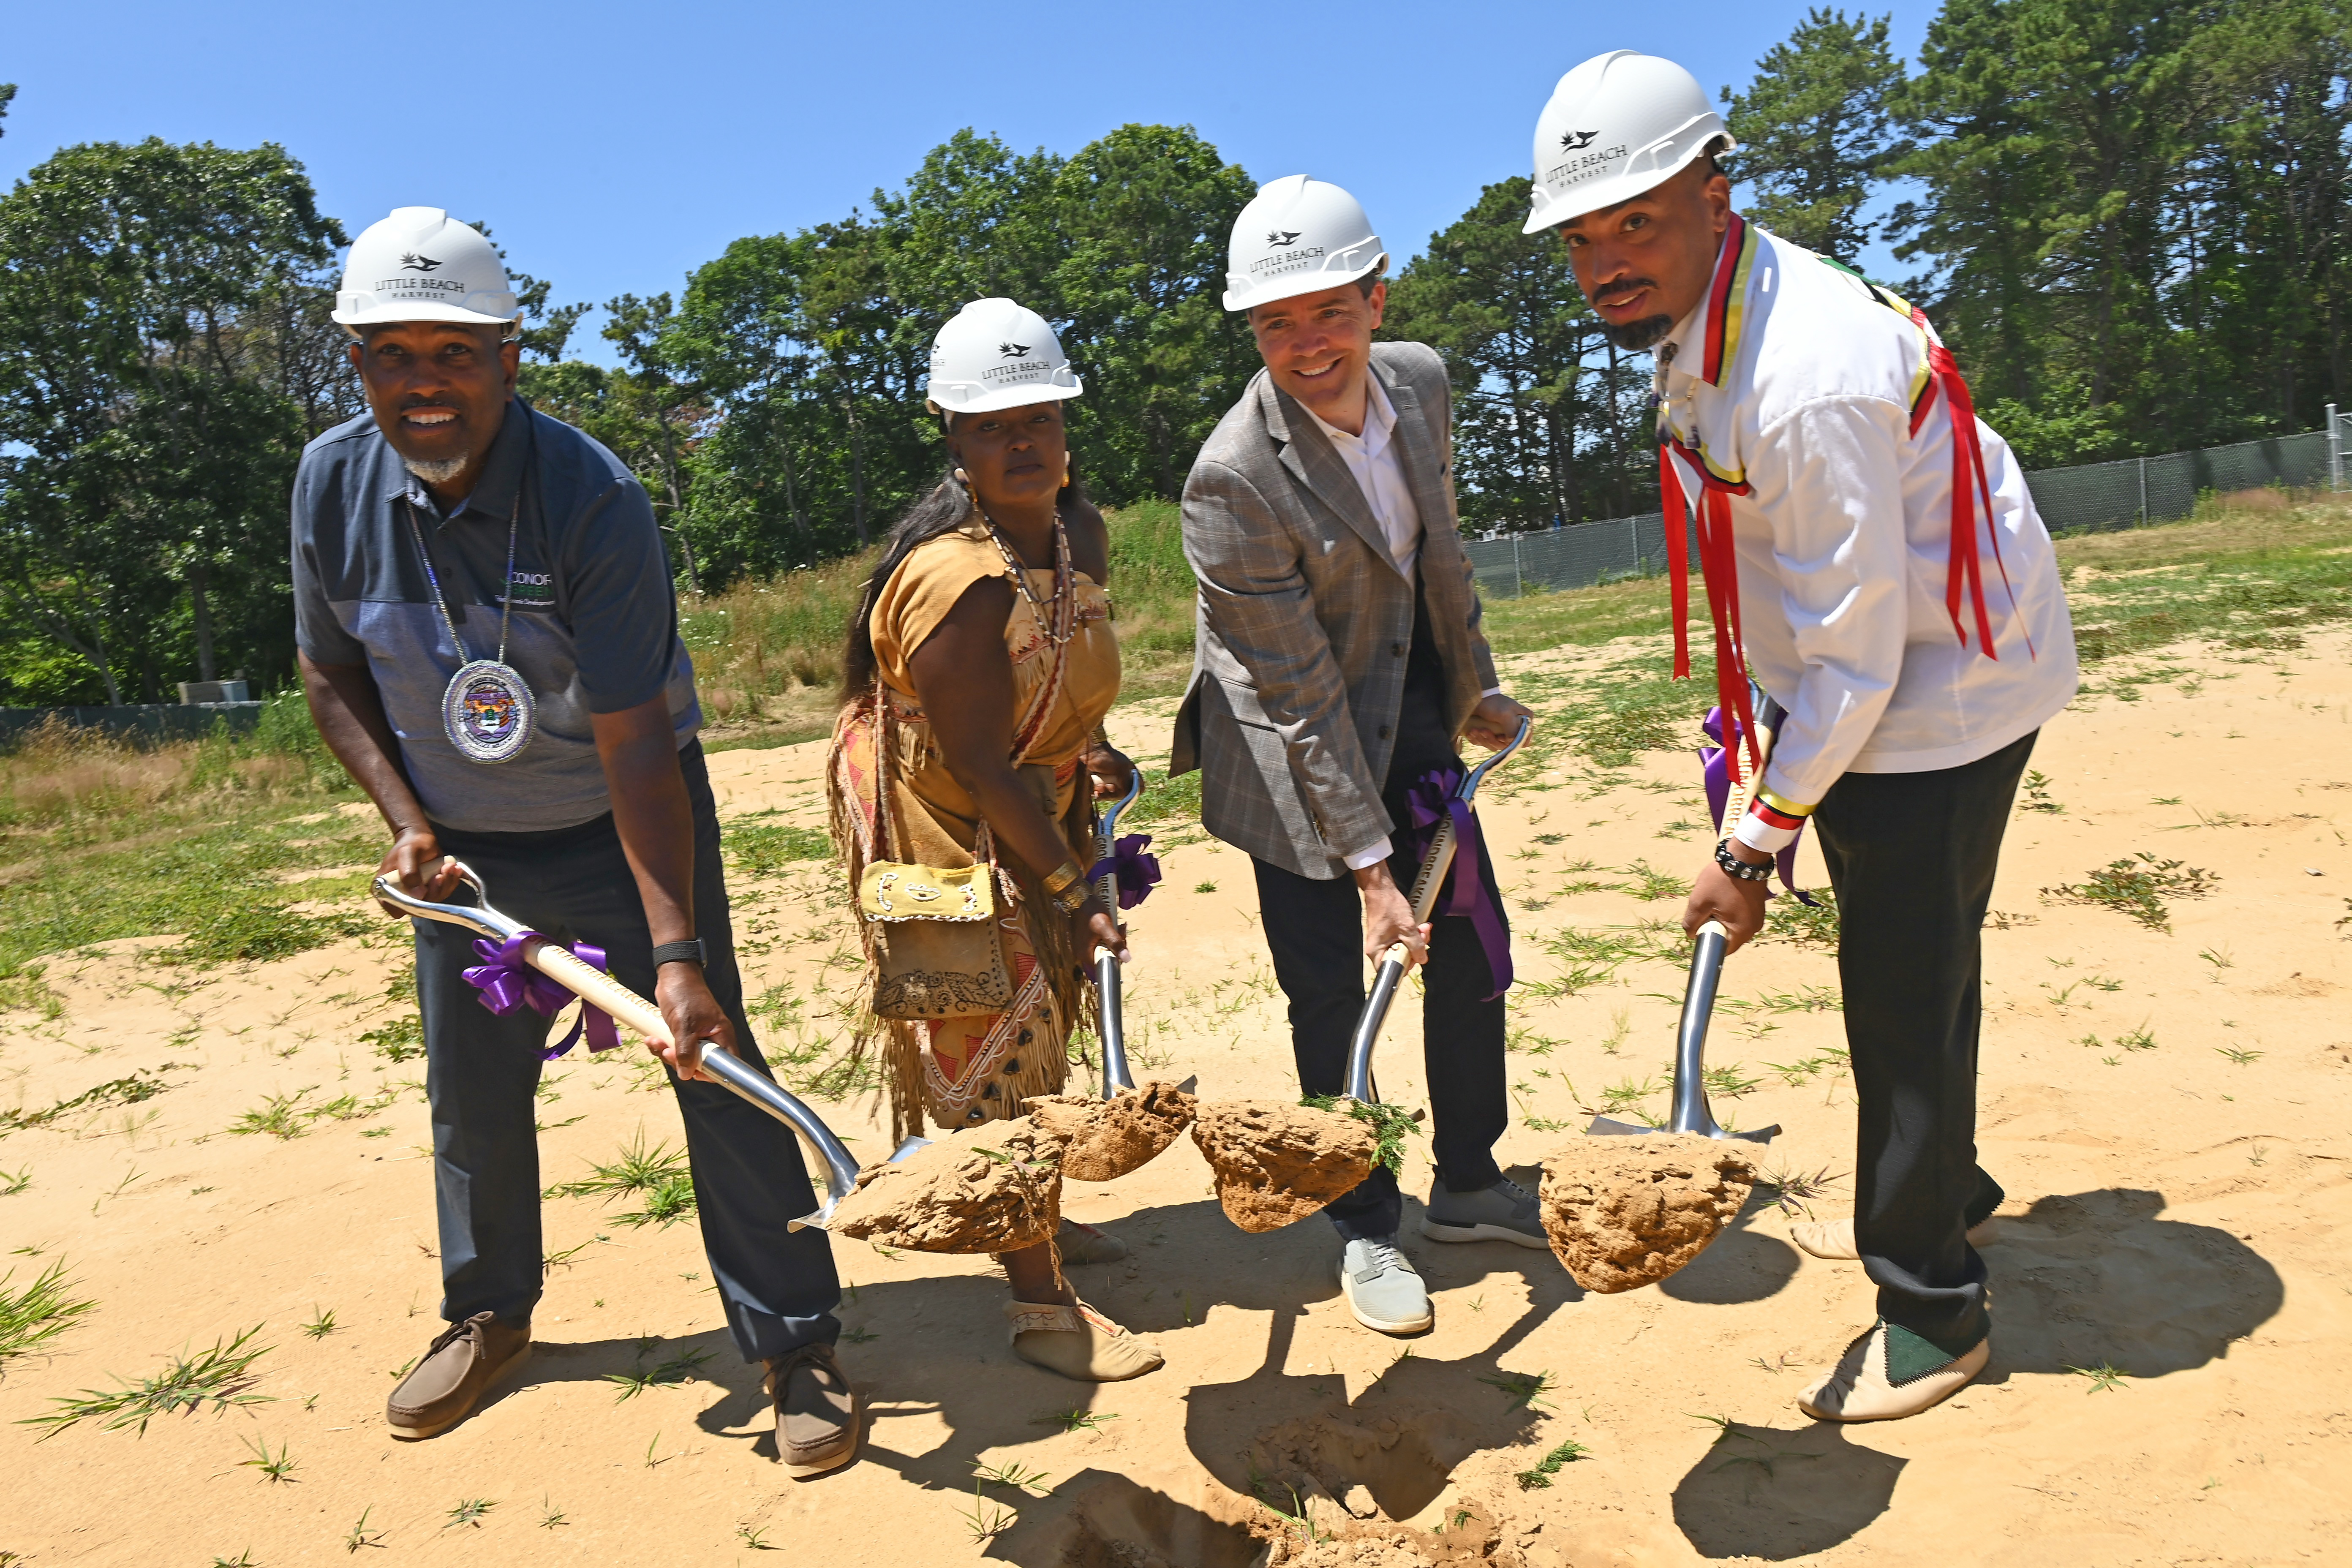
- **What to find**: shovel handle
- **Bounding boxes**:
[370,866,864,1228]
[1091,769,1144,1097]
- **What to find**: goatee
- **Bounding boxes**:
[402,455,472,486]
[1603,314,1675,352]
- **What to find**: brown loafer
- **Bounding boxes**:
[765,1342,858,1478]
[387,1311,531,1439]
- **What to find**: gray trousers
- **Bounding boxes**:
[414,741,840,1362]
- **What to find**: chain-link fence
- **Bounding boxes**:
[1465,410,2352,599]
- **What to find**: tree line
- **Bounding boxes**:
[2,0,2347,702]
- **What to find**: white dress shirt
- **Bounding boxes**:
[1655,219,2079,854]
[1302,371,1423,578]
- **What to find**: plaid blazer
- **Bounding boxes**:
[1169,342,1500,879]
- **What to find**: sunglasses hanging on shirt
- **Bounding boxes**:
[405,490,535,764]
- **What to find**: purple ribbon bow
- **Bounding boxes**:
[462,932,622,1061]
[1086,833,1163,912]
[1699,707,1818,905]
[1404,769,1514,1000]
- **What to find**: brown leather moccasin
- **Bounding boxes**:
[387,1312,531,1440]
[765,1342,858,1478]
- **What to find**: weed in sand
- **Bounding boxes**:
[444,1497,497,1529]
[0,1259,97,1362]
[2043,853,2217,932]
[211,1552,257,1567]
[26,1325,272,1437]
[228,1089,318,1141]
[2066,1361,2130,1394]
[1704,1062,1760,1097]
[961,1484,1019,1544]
[0,1168,28,1196]
[1193,880,1217,894]
[1762,888,1841,947]
[343,1506,386,1551]
[1479,1369,1555,1410]
[605,1346,714,1401]
[237,1433,299,1483]
[1619,860,1685,901]
[1,1067,176,1133]
[300,1307,338,1340]
[841,1326,879,1344]
[1299,1094,1423,1175]
[547,1130,691,1202]
[2216,1045,2264,1066]
[539,1497,569,1529]
[1515,1437,1593,1489]
[2199,945,2235,972]
[2020,770,2065,813]
[975,1459,1054,1496]
[1757,1163,1843,1218]
[1594,1077,1665,1124]
[359,1016,423,1063]
[1034,1406,1118,1433]
[737,1522,777,1549]
[2116,1024,2158,1052]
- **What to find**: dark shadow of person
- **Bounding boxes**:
[1671,1421,1906,1560]
[1978,1187,2284,1381]
[1659,1194,1802,1305]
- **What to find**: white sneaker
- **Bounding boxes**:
[1337,1237,1433,1336]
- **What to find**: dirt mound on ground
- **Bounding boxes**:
[1538,1135,1756,1292]
[1190,1100,1376,1232]
[1024,1079,1198,1181]
[823,1117,1061,1252]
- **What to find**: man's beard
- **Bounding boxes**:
[1602,313,1675,351]
[402,455,472,486]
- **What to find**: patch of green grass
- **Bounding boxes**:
[1618,859,1685,901]
[228,1089,320,1141]
[443,1497,497,1530]
[1127,766,1203,828]
[2019,770,2065,813]
[1761,888,1840,948]
[237,1433,299,1483]
[1516,1437,1593,1489]
[1033,1406,1119,1433]
[359,1015,423,1063]
[2043,852,2217,932]
[546,1130,690,1202]
[611,1172,699,1229]
[605,1346,713,1401]
[0,1258,97,1363]
[0,964,65,1020]
[0,1067,177,1133]
[174,900,369,966]
[24,1324,272,1438]
[2066,1361,2130,1394]
[300,1307,338,1341]
[723,815,833,877]
[1301,1094,1423,1176]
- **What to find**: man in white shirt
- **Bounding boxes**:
[1171,175,1537,1337]
[1522,52,2077,1421]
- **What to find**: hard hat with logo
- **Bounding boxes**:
[1222,175,1388,314]
[1521,52,1735,234]
[330,207,521,329]
[926,297,1082,416]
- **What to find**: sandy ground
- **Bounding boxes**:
[3,624,2348,1567]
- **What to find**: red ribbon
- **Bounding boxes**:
[463,933,621,1061]
[1909,307,2033,663]
[1660,439,1761,785]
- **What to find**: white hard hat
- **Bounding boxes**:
[926,297,1082,416]
[1522,52,1735,234]
[1222,175,1388,314]
[330,207,520,329]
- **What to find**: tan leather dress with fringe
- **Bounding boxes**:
[828,517,1119,1147]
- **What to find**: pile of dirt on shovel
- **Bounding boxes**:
[825,1116,1062,1253]
[1024,1080,1199,1181]
[1538,1135,1757,1293]
[1192,1100,1377,1232]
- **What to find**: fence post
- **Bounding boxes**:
[1512,534,1524,599]
[2330,403,2342,493]
[2137,456,2148,523]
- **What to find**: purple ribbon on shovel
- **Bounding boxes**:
[1699,706,1818,906]
[1086,833,1163,911]
[462,932,623,1060]
[1403,768,1514,1001]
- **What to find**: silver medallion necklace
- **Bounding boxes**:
[405,490,535,764]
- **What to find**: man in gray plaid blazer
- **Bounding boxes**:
[1170,175,1539,1338]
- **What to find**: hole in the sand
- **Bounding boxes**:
[1049,1471,1267,1568]
[1249,1409,1474,1523]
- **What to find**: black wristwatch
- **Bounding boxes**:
[1714,841,1773,883]
[651,939,708,969]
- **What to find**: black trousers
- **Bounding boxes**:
[416,741,841,1363]
[1812,729,2035,1356]
[1249,582,1510,1241]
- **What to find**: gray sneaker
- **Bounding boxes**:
[1421,1176,1548,1249]
[1338,1237,1434,1335]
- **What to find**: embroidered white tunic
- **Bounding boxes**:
[1654,220,2080,852]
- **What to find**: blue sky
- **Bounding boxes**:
[3,0,1934,363]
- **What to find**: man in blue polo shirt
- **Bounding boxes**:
[291,207,855,1475]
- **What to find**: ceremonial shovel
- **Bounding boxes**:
[1091,769,1145,1098]
[1586,691,1781,1146]
[1342,716,1532,1104]
[373,865,869,1230]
